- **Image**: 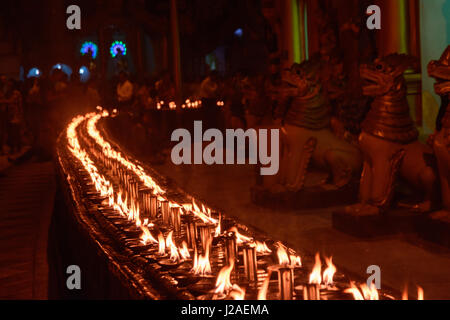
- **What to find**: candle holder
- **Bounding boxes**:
[130,180,138,201]
[139,189,152,219]
[171,206,182,234]
[303,284,320,300]
[269,265,294,300]
[160,200,170,224]
[184,216,197,249]
[225,231,238,263]
[150,195,158,218]
[197,224,214,252]
[242,244,258,284]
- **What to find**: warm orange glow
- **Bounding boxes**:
[322,256,336,286]
[229,284,246,300]
[188,199,217,224]
[191,238,212,275]
[345,282,379,300]
[229,226,252,244]
[257,270,272,300]
[69,110,395,302]
[344,282,364,300]
[165,231,180,262]
[360,283,379,300]
[214,213,221,237]
[140,225,157,245]
[417,286,424,300]
[289,254,302,267]
[214,258,235,294]
[158,233,165,255]
[277,245,290,265]
[309,253,322,284]
[179,241,190,260]
[402,285,408,300]
[255,241,272,254]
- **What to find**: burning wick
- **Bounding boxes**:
[255,241,272,254]
[158,233,165,255]
[277,245,290,265]
[165,231,180,262]
[214,258,235,295]
[344,282,379,300]
[191,238,212,275]
[276,242,301,267]
[214,213,222,237]
[417,286,424,300]
[140,225,157,245]
[229,226,252,244]
[179,241,190,260]
[322,256,336,286]
[309,253,322,284]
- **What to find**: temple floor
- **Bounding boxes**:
[0,160,55,299]
[151,156,450,299]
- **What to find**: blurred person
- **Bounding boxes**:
[44,69,69,155]
[1,79,24,154]
[241,74,271,129]
[199,71,220,129]
[25,77,43,146]
[133,78,151,113]
[224,73,245,129]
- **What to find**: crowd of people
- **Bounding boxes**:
[0,69,102,161]
[0,61,298,165]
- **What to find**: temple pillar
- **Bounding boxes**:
[280,0,308,68]
[375,0,422,128]
[170,0,182,102]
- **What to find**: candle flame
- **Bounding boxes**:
[322,256,336,285]
[309,253,322,284]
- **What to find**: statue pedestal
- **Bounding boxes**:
[251,182,358,210]
[332,208,420,238]
[417,214,450,248]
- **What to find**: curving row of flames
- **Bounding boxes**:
[66,109,424,300]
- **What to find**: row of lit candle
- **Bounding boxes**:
[66,110,425,300]
[155,99,225,110]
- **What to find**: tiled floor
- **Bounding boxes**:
[153,159,450,299]
[0,161,55,299]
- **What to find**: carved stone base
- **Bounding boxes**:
[332,207,420,238]
[416,214,450,248]
[251,182,358,210]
